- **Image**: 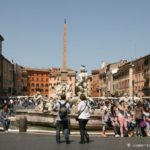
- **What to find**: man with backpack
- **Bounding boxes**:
[53,94,71,144]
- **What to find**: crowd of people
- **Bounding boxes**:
[52,94,150,144]
[100,97,150,137]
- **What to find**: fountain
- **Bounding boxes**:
[15,66,102,130]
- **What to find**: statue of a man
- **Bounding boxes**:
[34,92,44,111]
[76,65,88,96]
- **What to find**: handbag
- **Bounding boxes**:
[75,101,87,121]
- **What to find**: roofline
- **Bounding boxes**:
[24,67,50,72]
[132,54,150,63]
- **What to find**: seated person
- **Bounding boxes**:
[0,104,10,132]
[110,105,120,137]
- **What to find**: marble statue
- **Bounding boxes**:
[33,92,44,112]
[75,65,88,97]
[32,65,94,114]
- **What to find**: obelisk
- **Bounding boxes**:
[62,19,67,69]
[61,19,68,83]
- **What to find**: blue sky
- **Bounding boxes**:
[0,0,150,73]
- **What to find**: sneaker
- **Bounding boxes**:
[115,134,120,137]
[121,134,124,137]
[4,130,8,133]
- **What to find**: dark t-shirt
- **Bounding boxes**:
[135,107,143,119]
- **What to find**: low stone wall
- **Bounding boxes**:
[15,110,103,130]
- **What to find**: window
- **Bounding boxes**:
[144,59,149,66]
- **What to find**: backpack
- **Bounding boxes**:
[59,101,68,119]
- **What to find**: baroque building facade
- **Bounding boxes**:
[25,68,49,97]
[91,55,150,97]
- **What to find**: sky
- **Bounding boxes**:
[0,0,150,73]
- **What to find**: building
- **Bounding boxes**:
[113,62,131,96]
[13,64,27,95]
[0,34,4,95]
[143,55,150,96]
[21,68,28,95]
[98,60,127,97]
[91,69,100,97]
[133,57,145,97]
[0,34,14,96]
[25,68,49,97]
[113,54,150,97]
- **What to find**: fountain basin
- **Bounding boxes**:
[15,110,103,130]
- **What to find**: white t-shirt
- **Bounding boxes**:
[101,105,110,122]
[77,100,91,119]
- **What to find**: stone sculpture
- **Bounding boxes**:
[33,92,44,112]
[75,65,88,97]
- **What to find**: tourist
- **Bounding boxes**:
[117,100,128,137]
[0,104,10,132]
[52,94,71,144]
[126,106,136,137]
[8,98,15,116]
[134,101,144,136]
[101,100,110,137]
[110,105,120,137]
[142,106,150,136]
[77,94,91,144]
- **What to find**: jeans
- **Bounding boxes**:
[56,120,69,143]
[79,119,89,142]
[0,118,10,131]
[113,124,120,135]
[136,119,143,136]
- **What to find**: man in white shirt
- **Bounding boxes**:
[77,94,91,144]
